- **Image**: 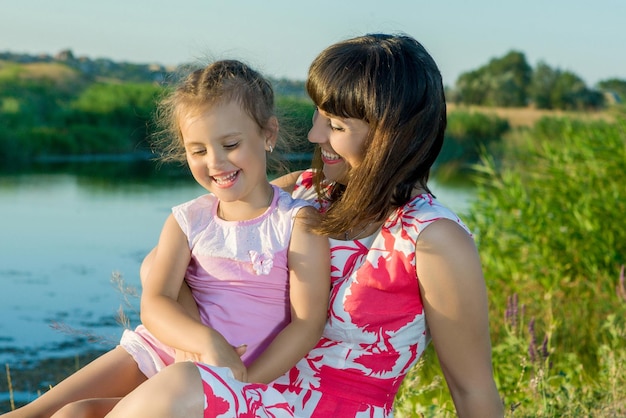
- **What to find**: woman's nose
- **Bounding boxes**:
[307,109,326,144]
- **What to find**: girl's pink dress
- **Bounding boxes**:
[193,170,470,417]
[120,185,310,377]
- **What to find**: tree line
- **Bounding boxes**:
[1,49,623,169]
[448,50,626,110]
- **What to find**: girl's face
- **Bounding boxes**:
[181,100,275,211]
[307,108,369,185]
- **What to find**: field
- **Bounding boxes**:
[1,63,624,415]
[447,103,615,128]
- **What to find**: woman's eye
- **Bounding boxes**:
[223,142,239,150]
[329,123,343,132]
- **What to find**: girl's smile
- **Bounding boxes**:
[211,170,240,187]
[180,99,277,220]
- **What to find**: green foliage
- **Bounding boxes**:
[436,110,509,177]
[0,69,161,163]
[471,116,626,413]
[0,78,71,126]
[552,71,604,110]
[473,117,625,294]
[456,51,531,107]
[528,62,560,109]
[271,78,306,98]
[275,96,315,155]
[597,78,626,103]
[395,116,626,417]
[70,82,160,115]
[455,52,607,110]
[0,63,313,167]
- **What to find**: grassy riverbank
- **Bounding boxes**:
[2,350,106,412]
[397,113,626,417]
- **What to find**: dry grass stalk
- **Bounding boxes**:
[5,363,15,411]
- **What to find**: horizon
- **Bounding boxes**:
[2,0,625,87]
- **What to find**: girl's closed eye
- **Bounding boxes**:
[223,141,240,150]
[186,146,206,156]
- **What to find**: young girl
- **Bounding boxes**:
[102,33,503,418]
[2,60,329,418]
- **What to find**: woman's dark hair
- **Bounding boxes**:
[306,33,447,236]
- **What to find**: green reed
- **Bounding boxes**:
[396,116,626,417]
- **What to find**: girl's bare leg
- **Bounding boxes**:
[2,346,146,418]
[105,362,204,418]
[51,398,122,418]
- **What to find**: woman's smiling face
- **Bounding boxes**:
[307,108,369,185]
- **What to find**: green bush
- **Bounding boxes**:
[436,111,510,178]
[70,82,160,116]
[395,116,626,417]
[275,96,315,154]
[473,117,625,414]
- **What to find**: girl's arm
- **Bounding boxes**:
[141,214,247,380]
[246,206,330,383]
[140,246,201,322]
[416,219,504,418]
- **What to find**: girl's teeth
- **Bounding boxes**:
[213,171,237,184]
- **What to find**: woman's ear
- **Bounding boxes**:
[264,116,279,151]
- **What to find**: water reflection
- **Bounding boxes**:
[0,161,472,366]
[0,162,205,366]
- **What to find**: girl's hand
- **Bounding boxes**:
[174,348,197,363]
[196,332,249,381]
[174,343,248,381]
[174,345,247,363]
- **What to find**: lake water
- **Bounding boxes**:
[0,162,474,368]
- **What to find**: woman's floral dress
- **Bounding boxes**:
[194,170,469,417]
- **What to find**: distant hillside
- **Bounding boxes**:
[0,49,307,97]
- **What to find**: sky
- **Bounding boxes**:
[1,0,624,87]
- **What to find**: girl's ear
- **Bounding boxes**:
[264,116,279,151]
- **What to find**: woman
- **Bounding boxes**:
[105,32,503,417]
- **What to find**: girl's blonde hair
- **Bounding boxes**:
[152,60,278,165]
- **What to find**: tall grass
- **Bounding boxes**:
[395,116,626,416]
[5,364,14,411]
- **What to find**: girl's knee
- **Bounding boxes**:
[51,398,119,418]
[51,400,91,418]
[107,362,203,418]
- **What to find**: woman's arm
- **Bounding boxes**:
[416,219,504,418]
[141,214,247,380]
[271,170,304,194]
[246,206,330,383]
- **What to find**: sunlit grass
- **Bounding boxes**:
[447,103,615,128]
[395,115,626,417]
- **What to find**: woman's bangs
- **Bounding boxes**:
[307,61,365,120]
